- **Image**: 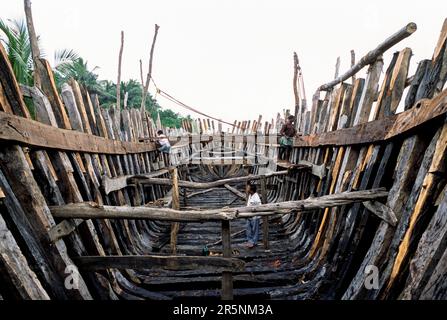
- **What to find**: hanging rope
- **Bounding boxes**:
[150,78,236,127]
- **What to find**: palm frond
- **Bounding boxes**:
[54,48,79,68]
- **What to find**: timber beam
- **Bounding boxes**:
[102,168,170,194]
[294,88,447,147]
[0,111,158,154]
[132,171,289,189]
[73,255,245,272]
[318,22,417,91]
[50,188,389,222]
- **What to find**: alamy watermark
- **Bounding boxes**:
[364,265,379,290]
[64,265,80,290]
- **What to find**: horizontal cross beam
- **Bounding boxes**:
[50,188,388,222]
[73,255,245,272]
[132,171,289,189]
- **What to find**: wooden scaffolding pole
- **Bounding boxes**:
[261,176,269,250]
[170,167,180,254]
[318,22,417,91]
[23,0,41,88]
[141,24,160,115]
[221,220,233,300]
[116,31,124,110]
[50,188,389,221]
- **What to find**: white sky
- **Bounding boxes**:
[1,0,446,124]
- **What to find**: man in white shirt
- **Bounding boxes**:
[245,183,262,248]
[156,130,171,154]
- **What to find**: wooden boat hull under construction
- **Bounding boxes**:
[0,10,446,300]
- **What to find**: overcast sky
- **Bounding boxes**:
[1,0,446,123]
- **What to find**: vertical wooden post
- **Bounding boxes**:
[293,52,300,130]
[350,50,356,84]
[141,24,160,115]
[221,220,233,300]
[24,0,42,88]
[116,31,124,110]
[182,189,188,208]
[170,167,180,254]
[261,176,269,250]
[254,132,258,165]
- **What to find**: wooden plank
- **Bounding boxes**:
[0,145,93,299]
[0,213,50,300]
[61,83,84,132]
[405,60,431,110]
[400,189,447,299]
[73,255,245,272]
[382,116,447,297]
[319,22,417,91]
[221,220,233,300]
[374,48,412,118]
[353,58,384,125]
[50,188,388,221]
[0,111,158,154]
[0,46,95,299]
[20,85,58,127]
[136,171,288,189]
[0,43,30,117]
[294,88,447,147]
[186,188,221,199]
[170,168,180,255]
[416,18,447,99]
[261,176,270,250]
[102,169,169,194]
[419,246,447,299]
[0,166,70,297]
[343,134,431,299]
[224,184,247,200]
[35,59,72,129]
[362,201,398,226]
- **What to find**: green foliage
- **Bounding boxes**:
[0,19,35,86]
[0,17,191,128]
[55,56,102,93]
[97,79,189,128]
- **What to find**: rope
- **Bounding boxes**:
[150,78,236,127]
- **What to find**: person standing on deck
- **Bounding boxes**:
[279,115,297,161]
[155,130,171,164]
[156,130,171,154]
[244,183,262,249]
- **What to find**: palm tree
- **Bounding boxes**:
[53,49,78,85]
[0,18,36,85]
[55,57,103,93]
[0,18,188,128]
[0,18,80,89]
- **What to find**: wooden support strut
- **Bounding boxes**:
[134,171,289,189]
[170,168,180,255]
[318,22,417,91]
[102,168,170,194]
[49,188,389,222]
[294,88,447,147]
[73,255,245,272]
[261,176,270,250]
[221,220,233,300]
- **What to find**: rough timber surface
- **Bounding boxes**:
[0,18,447,301]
